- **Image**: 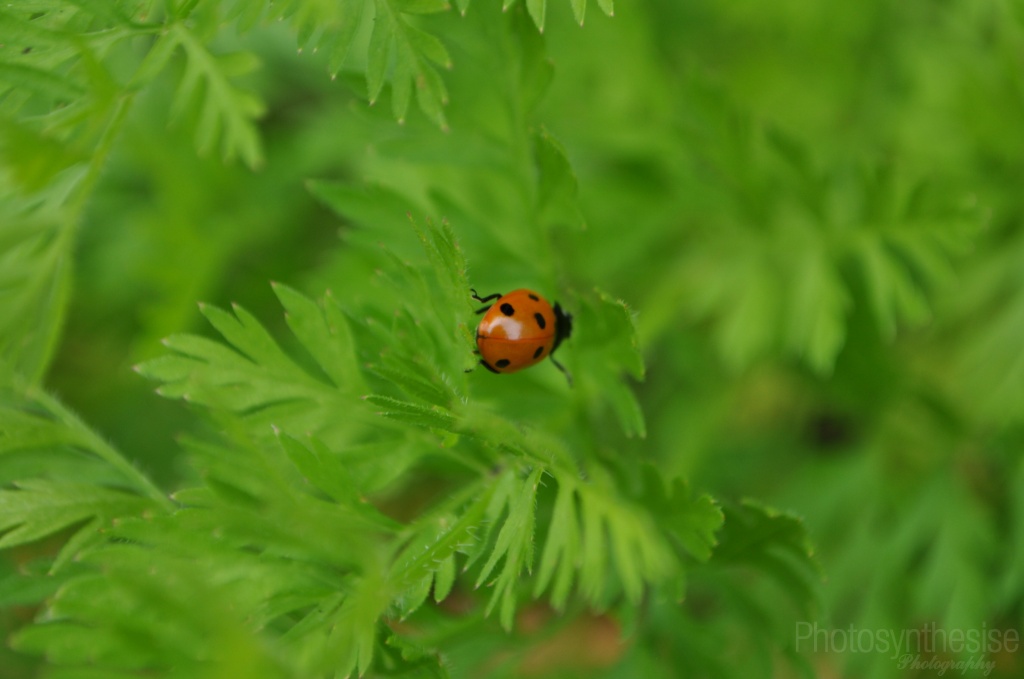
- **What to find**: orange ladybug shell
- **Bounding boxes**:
[476,289,557,373]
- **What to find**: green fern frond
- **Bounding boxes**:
[166,24,265,167]
[574,472,679,606]
[134,272,715,647]
[534,127,584,228]
[388,475,499,615]
[226,0,368,78]
[572,290,647,437]
[0,480,156,571]
[365,0,451,127]
[639,465,723,563]
[135,290,362,435]
[714,500,822,617]
[0,6,88,107]
[0,384,169,505]
[123,203,726,672]
[668,106,981,374]
[843,167,977,339]
[11,540,292,679]
[474,466,543,629]
[508,0,615,31]
[0,201,72,383]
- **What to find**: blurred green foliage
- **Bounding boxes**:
[2,0,1024,677]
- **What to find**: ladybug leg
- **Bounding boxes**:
[471,289,502,314]
[479,359,500,374]
[550,356,573,387]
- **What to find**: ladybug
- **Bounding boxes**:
[471,288,573,383]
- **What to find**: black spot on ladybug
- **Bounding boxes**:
[495,358,511,368]
[533,346,544,359]
[500,303,515,316]
[534,313,546,330]
[528,293,539,301]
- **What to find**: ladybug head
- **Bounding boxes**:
[552,302,573,353]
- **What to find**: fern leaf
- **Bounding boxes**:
[137,296,343,418]
[0,7,73,48]
[591,487,676,603]
[363,394,457,432]
[913,477,996,631]
[13,541,289,675]
[397,572,434,620]
[394,0,452,13]
[0,62,84,102]
[475,466,543,629]
[570,0,586,24]
[532,474,580,609]
[367,0,395,105]
[230,0,370,79]
[0,480,155,556]
[369,363,453,407]
[306,180,421,230]
[955,291,1024,421]
[462,467,518,570]
[0,386,169,506]
[199,302,296,373]
[390,487,492,604]
[533,469,684,610]
[228,0,268,32]
[130,30,180,86]
[0,205,72,383]
[855,235,930,338]
[785,245,849,373]
[284,573,388,678]
[404,24,452,70]
[573,290,647,437]
[713,500,822,617]
[639,466,723,563]
[410,216,471,323]
[391,42,415,121]
[364,0,451,127]
[272,283,365,392]
[0,405,85,455]
[432,552,456,602]
[534,127,584,228]
[383,632,451,679]
[577,484,609,602]
[169,24,264,168]
[277,431,402,533]
[61,0,134,25]
[500,0,610,29]
[526,0,547,31]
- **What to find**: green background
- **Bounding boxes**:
[2,0,1023,677]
